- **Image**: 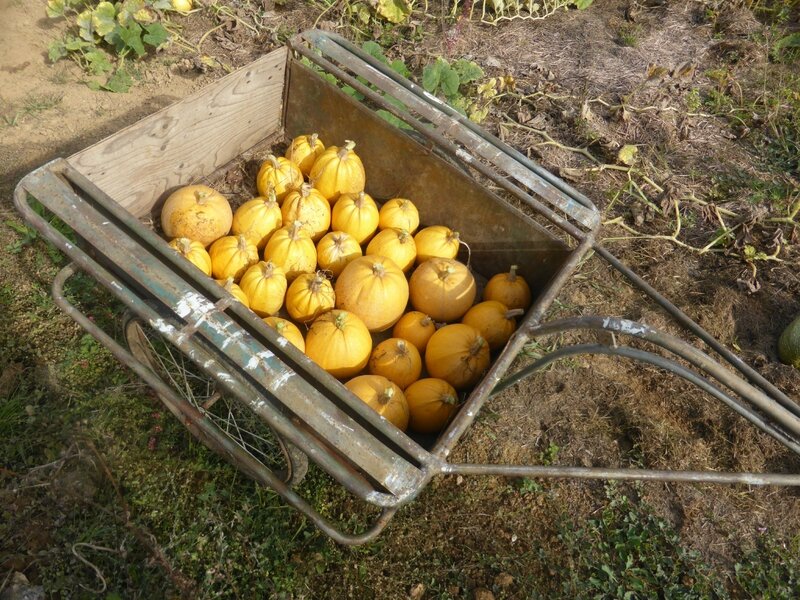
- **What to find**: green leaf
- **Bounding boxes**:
[617,144,638,166]
[452,59,483,84]
[46,0,65,18]
[354,2,371,25]
[86,79,103,91]
[85,49,114,74]
[119,22,146,57]
[92,2,118,37]
[422,59,445,93]
[65,36,91,51]
[390,59,410,78]
[440,66,460,98]
[143,22,169,47]
[374,0,410,24]
[361,41,387,64]
[573,0,594,8]
[150,0,173,9]
[76,9,94,41]
[377,109,412,130]
[103,68,133,93]
[48,40,68,62]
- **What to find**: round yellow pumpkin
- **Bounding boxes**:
[256,155,303,202]
[160,185,232,247]
[334,255,409,333]
[285,271,335,323]
[405,378,459,434]
[392,311,436,354]
[263,221,317,281]
[345,375,409,431]
[378,198,419,234]
[215,276,249,307]
[263,316,305,353]
[461,300,522,351]
[366,228,416,273]
[316,231,362,277]
[305,310,372,379]
[309,140,366,203]
[238,260,287,317]
[483,265,532,311]
[409,258,476,322]
[208,234,259,281]
[285,132,325,176]
[368,338,422,390]
[331,191,379,245]
[414,226,461,263]
[169,237,212,276]
[425,324,490,390]
[231,192,282,249]
[281,184,331,242]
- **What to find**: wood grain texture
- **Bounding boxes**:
[68,47,287,219]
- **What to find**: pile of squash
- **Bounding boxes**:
[160,134,532,435]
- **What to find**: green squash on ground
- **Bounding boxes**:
[778,315,800,369]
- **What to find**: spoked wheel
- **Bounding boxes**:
[122,310,308,487]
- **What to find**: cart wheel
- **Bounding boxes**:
[122,310,308,487]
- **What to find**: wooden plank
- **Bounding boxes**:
[68,47,287,219]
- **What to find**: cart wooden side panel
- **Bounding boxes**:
[67,47,288,219]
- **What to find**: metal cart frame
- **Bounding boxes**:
[14,32,800,545]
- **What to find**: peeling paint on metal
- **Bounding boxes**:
[174,291,215,319]
[151,318,177,336]
[455,148,473,164]
[272,370,293,389]
[602,317,652,336]
[221,329,244,349]
[216,372,235,385]
[109,280,123,291]
[275,336,288,348]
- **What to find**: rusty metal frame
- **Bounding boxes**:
[12,31,800,546]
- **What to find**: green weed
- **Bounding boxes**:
[46,0,177,92]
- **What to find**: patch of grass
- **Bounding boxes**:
[734,535,800,598]
[2,93,63,126]
[553,484,726,598]
[617,23,641,48]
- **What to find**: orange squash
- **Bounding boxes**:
[262,221,317,281]
[409,258,476,322]
[334,255,409,332]
[309,140,366,203]
[263,316,305,353]
[331,191,379,244]
[231,191,282,249]
[316,231,362,277]
[238,261,287,317]
[366,228,416,273]
[169,237,212,276]
[405,378,459,434]
[368,338,422,390]
[285,132,325,176]
[285,271,336,323]
[392,311,436,354]
[215,276,249,307]
[483,265,532,311]
[425,324,490,390]
[305,310,372,379]
[208,234,259,281]
[160,185,232,246]
[378,198,419,234]
[461,300,523,351]
[414,226,461,263]
[256,155,303,202]
[281,184,331,242]
[345,375,409,431]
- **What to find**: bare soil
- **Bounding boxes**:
[2,0,799,597]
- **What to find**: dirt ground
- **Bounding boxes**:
[2,0,800,598]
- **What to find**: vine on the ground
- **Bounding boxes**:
[46,0,185,92]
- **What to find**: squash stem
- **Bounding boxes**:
[508,264,519,282]
[378,386,395,406]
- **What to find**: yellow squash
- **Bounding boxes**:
[309,140,366,203]
[405,378,459,434]
[160,185,232,246]
[392,311,436,354]
[285,132,325,176]
[378,198,419,234]
[231,191,282,249]
[238,261,287,317]
[409,258,476,322]
[334,255,409,333]
[281,184,331,242]
[483,264,532,311]
[208,234,259,281]
[263,316,305,353]
[366,228,416,273]
[256,155,303,202]
[316,231,362,277]
[305,310,372,379]
[425,324,490,390]
[345,375,409,431]
[368,338,422,390]
[169,237,212,276]
[285,271,336,323]
[263,221,317,281]
[414,226,461,263]
[461,300,522,351]
[331,191,379,245]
